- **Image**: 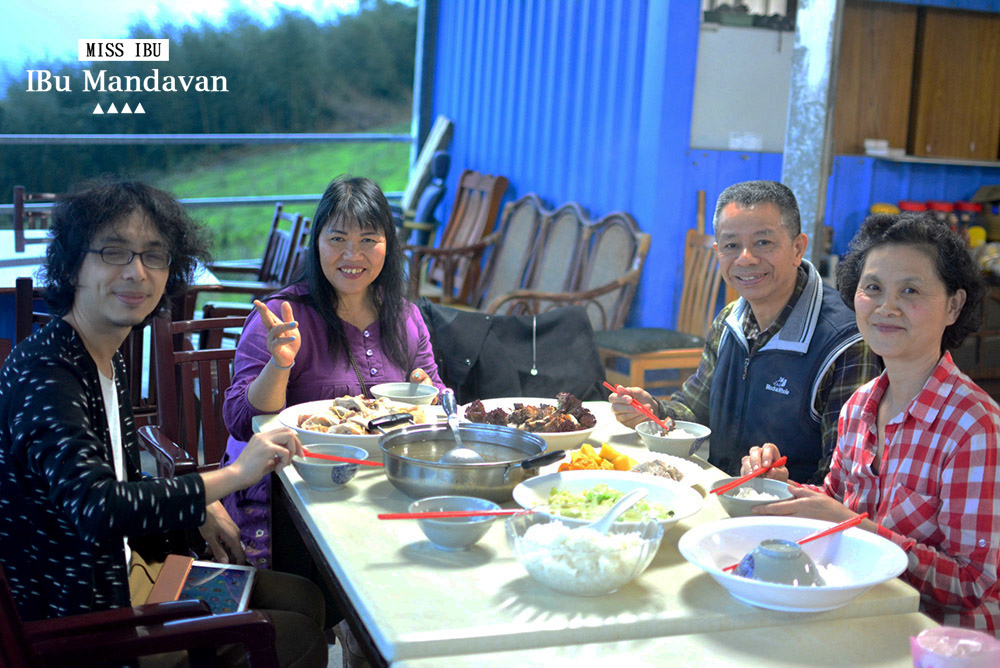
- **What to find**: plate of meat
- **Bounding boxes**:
[460,393,597,452]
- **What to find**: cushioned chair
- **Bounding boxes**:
[595,193,727,394]
[399,151,450,246]
[0,562,278,667]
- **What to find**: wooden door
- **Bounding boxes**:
[909,8,1000,160]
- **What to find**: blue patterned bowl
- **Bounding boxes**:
[291,444,369,490]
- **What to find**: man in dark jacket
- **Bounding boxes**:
[610,181,881,483]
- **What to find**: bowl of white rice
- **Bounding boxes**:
[714,477,793,517]
[635,419,711,458]
[505,511,663,596]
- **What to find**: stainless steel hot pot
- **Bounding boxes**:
[379,422,564,502]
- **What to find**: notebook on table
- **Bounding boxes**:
[147,554,256,614]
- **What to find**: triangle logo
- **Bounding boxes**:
[135,102,145,114]
[93,103,104,115]
[121,103,132,114]
[106,102,119,114]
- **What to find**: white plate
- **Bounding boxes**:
[459,397,596,452]
[278,399,444,458]
[539,448,709,489]
[511,469,704,529]
[678,516,908,612]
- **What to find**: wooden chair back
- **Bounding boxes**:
[427,170,509,303]
[525,203,589,295]
[12,186,57,253]
[151,315,247,469]
[472,194,547,310]
[676,228,724,338]
[285,214,312,283]
[572,211,649,331]
[258,204,305,285]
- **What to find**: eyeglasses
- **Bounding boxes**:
[86,247,171,269]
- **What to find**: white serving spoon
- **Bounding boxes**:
[587,488,649,534]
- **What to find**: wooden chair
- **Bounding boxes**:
[406,170,510,305]
[205,203,305,284]
[1,562,277,667]
[595,192,727,395]
[12,186,56,253]
[139,315,247,477]
[14,277,159,428]
[182,204,308,319]
[485,209,651,331]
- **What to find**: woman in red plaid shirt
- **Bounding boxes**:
[742,212,1000,635]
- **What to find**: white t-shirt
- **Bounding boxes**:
[98,368,129,564]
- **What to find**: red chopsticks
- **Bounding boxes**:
[302,448,384,467]
[378,509,527,520]
[709,457,787,495]
[603,381,675,434]
[722,513,869,572]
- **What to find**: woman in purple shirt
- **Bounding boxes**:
[222,175,446,567]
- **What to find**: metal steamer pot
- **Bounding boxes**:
[379,422,564,502]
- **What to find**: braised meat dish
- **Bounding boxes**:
[464,392,596,433]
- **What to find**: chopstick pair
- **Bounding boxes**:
[709,456,788,496]
[378,509,529,520]
[301,448,384,467]
[602,381,675,434]
[721,513,869,572]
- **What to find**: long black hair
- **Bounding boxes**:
[286,175,411,372]
[42,176,211,323]
[836,212,984,352]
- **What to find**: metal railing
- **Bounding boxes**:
[0,131,411,216]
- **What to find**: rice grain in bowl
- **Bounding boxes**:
[506,512,663,596]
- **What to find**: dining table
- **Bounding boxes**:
[255,401,934,667]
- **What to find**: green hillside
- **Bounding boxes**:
[152,127,411,261]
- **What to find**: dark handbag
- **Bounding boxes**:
[417,299,606,404]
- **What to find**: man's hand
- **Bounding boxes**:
[199,501,246,564]
[608,385,658,428]
[740,442,788,481]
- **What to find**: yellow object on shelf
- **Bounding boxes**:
[968,226,987,249]
[869,202,900,215]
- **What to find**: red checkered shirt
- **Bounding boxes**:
[824,352,1000,634]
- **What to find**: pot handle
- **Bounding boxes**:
[518,450,565,470]
[368,413,415,434]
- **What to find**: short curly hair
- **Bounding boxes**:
[41,177,212,323]
[835,212,984,351]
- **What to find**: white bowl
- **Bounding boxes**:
[278,399,440,458]
[677,516,908,612]
[635,419,711,458]
[370,382,439,405]
[460,397,596,452]
[506,511,663,596]
[714,477,794,518]
[408,495,499,551]
[291,444,369,490]
[512,469,704,530]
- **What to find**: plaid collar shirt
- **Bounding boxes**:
[824,352,1000,633]
[656,266,881,483]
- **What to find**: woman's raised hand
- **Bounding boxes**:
[254,300,301,369]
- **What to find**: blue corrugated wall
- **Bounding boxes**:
[430,0,1000,330]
